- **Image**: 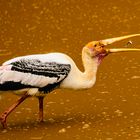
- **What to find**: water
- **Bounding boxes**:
[0,0,140,139]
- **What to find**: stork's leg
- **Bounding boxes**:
[0,93,29,128]
[38,96,44,122]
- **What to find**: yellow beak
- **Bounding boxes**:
[100,34,140,45]
[100,34,140,54]
[107,48,140,53]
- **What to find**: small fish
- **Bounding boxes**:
[126,40,133,47]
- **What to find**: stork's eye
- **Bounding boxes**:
[98,42,104,47]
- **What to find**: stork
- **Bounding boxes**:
[0,34,140,128]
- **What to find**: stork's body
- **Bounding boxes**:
[0,52,97,93]
[0,34,140,128]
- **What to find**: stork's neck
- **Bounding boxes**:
[60,47,99,90]
[82,47,98,81]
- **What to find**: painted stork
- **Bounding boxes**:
[0,34,140,128]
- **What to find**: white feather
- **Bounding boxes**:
[0,70,58,87]
[0,53,73,89]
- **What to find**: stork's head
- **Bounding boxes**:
[84,34,140,64]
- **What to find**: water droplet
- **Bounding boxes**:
[114,109,123,116]
[131,76,140,79]
[82,124,90,129]
[58,128,66,133]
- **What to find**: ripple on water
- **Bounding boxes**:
[82,123,90,129]
[58,128,66,133]
[30,137,43,140]
[131,76,140,79]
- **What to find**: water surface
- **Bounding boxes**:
[0,0,140,139]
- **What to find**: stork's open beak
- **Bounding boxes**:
[100,34,140,45]
[100,34,140,54]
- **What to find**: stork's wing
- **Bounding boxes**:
[0,59,71,92]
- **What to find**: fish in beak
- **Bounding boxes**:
[100,34,140,54]
[86,34,140,64]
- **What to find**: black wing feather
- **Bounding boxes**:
[11,59,71,79]
[0,59,71,93]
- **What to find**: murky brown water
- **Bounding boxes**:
[0,0,140,139]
